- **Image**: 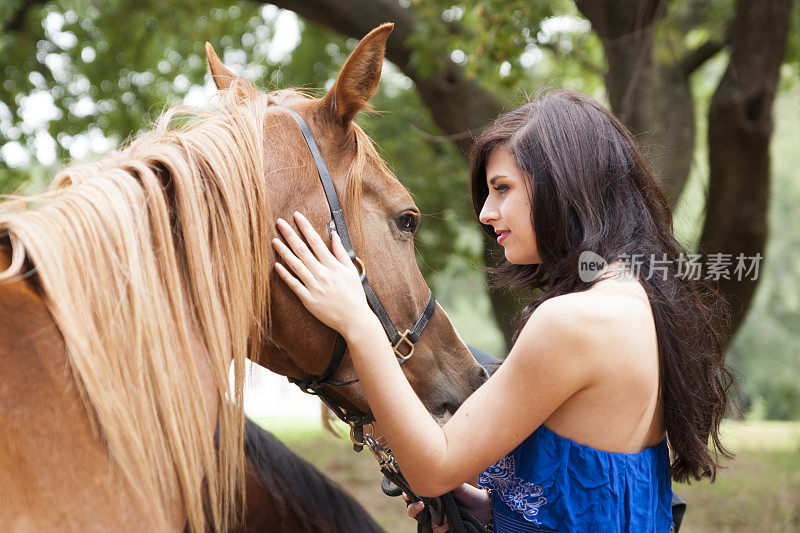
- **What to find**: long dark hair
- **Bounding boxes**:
[470,89,734,483]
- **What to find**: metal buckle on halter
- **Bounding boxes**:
[353,256,366,282]
[392,329,415,361]
[349,420,374,451]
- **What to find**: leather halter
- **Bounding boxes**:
[276,106,437,446]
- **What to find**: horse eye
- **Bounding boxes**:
[395,211,419,234]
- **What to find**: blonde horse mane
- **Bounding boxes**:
[0,85,383,531]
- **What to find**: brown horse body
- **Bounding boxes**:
[0,25,485,531]
[0,246,170,531]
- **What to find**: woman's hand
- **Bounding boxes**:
[404,484,492,531]
[451,484,492,526]
[405,496,450,533]
[272,211,375,337]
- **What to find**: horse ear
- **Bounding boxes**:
[205,42,257,99]
[321,23,393,126]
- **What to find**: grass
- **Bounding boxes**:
[675,421,800,533]
[254,418,800,532]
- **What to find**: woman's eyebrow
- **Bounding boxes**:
[488,174,507,185]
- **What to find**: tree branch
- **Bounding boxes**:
[4,0,47,33]
[679,38,725,77]
[262,0,416,73]
[263,0,504,156]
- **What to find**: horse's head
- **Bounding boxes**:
[206,24,487,420]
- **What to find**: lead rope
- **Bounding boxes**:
[352,426,491,533]
[381,480,490,533]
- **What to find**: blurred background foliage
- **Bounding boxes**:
[1,0,799,420]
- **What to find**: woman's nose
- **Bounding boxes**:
[479,200,497,226]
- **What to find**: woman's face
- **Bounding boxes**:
[479,147,541,265]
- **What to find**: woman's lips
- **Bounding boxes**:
[497,230,510,244]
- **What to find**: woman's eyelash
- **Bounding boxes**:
[492,184,509,193]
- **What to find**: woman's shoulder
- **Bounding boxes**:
[513,293,612,372]
[523,281,656,361]
[529,287,643,334]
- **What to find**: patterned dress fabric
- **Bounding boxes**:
[478,424,673,532]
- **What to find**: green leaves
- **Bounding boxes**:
[0,0,265,173]
[406,0,602,92]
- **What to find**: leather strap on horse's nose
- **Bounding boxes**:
[276,104,438,451]
[275,107,355,256]
[276,105,436,357]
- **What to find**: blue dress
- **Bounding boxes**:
[477,424,673,532]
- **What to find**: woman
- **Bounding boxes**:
[271,89,733,532]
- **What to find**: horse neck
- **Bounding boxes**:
[0,113,273,530]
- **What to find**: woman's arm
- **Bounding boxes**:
[273,212,597,496]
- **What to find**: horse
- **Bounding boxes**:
[223,417,384,532]
[0,23,487,531]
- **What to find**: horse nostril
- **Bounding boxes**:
[472,366,489,390]
[466,344,497,388]
[443,401,461,415]
[431,398,462,419]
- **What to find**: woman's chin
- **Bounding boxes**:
[505,249,541,265]
[504,249,524,264]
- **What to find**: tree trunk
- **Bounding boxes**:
[699,0,794,341]
[574,0,696,206]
